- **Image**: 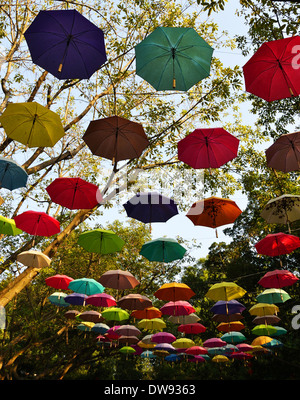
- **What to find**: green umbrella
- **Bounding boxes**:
[0,215,22,236]
[251,324,279,337]
[119,346,136,356]
[256,288,291,304]
[221,331,246,344]
[0,102,65,148]
[139,237,187,262]
[78,228,125,254]
[102,307,130,322]
[135,27,213,91]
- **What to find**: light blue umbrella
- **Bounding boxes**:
[48,292,69,307]
[0,157,28,190]
[141,350,156,359]
[165,354,181,362]
[68,278,104,296]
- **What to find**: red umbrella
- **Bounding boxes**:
[46,177,101,210]
[258,269,299,288]
[177,323,206,334]
[86,293,117,308]
[243,36,300,102]
[14,210,60,236]
[160,300,195,316]
[185,346,208,355]
[45,274,74,290]
[178,128,239,170]
[265,131,300,173]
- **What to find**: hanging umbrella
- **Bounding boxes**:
[151,332,176,344]
[0,215,22,236]
[141,350,156,359]
[102,307,130,322]
[155,343,176,352]
[257,288,291,304]
[251,325,278,337]
[243,36,300,102]
[230,352,253,361]
[140,238,187,263]
[165,354,181,362]
[98,269,139,290]
[272,326,287,336]
[154,282,195,302]
[186,196,242,237]
[48,292,69,307]
[115,325,141,337]
[205,282,246,301]
[185,346,208,356]
[135,26,213,91]
[265,131,300,172]
[118,335,140,345]
[77,322,94,332]
[46,177,100,210]
[0,157,28,190]
[78,229,124,254]
[14,211,60,237]
[258,269,299,288]
[65,310,80,320]
[260,194,300,232]
[178,128,239,170]
[68,278,104,296]
[188,355,206,363]
[251,336,273,347]
[83,116,149,163]
[262,338,283,349]
[168,313,200,324]
[45,274,73,290]
[203,338,227,348]
[253,315,281,325]
[138,335,156,348]
[86,293,116,308]
[216,321,245,333]
[221,332,246,344]
[236,343,254,353]
[0,102,65,147]
[177,323,206,335]
[24,9,107,80]
[249,303,279,316]
[210,300,246,315]
[117,294,152,310]
[123,192,178,226]
[77,310,103,324]
[64,293,87,306]
[18,250,51,268]
[172,338,195,349]
[160,300,195,316]
[105,326,121,340]
[212,313,244,323]
[131,307,162,320]
[91,323,110,334]
[138,318,166,331]
[212,355,229,363]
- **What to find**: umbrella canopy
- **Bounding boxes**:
[91,323,110,334]
[253,315,281,325]
[251,324,278,336]
[210,300,246,315]
[260,194,300,230]
[24,9,107,79]
[140,238,186,263]
[105,326,121,340]
[203,338,227,348]
[154,282,195,302]
[221,332,246,344]
[45,274,73,290]
[135,26,213,91]
[0,215,22,236]
[168,313,200,324]
[83,116,149,163]
[78,229,124,254]
[249,303,279,316]
[258,269,299,288]
[185,346,208,355]
[212,355,229,363]
[48,292,69,307]
[236,343,254,353]
[116,325,141,337]
[18,250,51,268]
[0,157,28,190]
[177,323,206,335]
[151,332,176,344]
[266,131,300,173]
[186,196,242,237]
[65,310,80,320]
[46,177,100,210]
[123,192,178,225]
[86,293,116,308]
[141,350,156,359]
[160,300,195,316]
[131,307,162,320]
[257,288,291,304]
[68,278,104,296]
[138,318,166,331]
[77,310,103,324]
[251,336,273,347]
[212,313,244,323]
[178,128,239,169]
[98,269,139,290]
[14,211,60,236]
[172,338,195,349]
[0,102,65,147]
[117,294,152,310]
[216,321,245,333]
[155,343,176,352]
[255,232,300,258]
[64,293,87,306]
[118,335,140,345]
[102,307,130,322]
[206,282,246,301]
[243,36,300,102]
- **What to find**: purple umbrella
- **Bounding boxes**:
[64,293,88,305]
[123,192,178,225]
[210,300,246,315]
[24,9,107,80]
[154,343,176,352]
[151,332,176,344]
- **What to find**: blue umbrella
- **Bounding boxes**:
[68,278,104,296]
[210,300,246,315]
[123,192,178,226]
[0,157,28,190]
[24,9,107,80]
[165,354,181,362]
[91,323,110,334]
[65,293,88,305]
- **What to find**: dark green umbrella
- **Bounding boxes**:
[78,228,125,254]
[135,27,213,91]
[139,237,187,262]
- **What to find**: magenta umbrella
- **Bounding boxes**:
[86,293,117,308]
[151,332,176,344]
[160,300,195,316]
[203,338,227,348]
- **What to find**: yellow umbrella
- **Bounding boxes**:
[249,303,279,316]
[138,318,166,331]
[205,282,246,301]
[212,355,229,363]
[172,338,195,349]
[251,336,273,346]
[0,102,65,148]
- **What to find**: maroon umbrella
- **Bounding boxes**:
[14,210,60,236]
[265,131,300,173]
[177,323,206,335]
[258,269,299,288]
[83,116,149,163]
[243,36,300,102]
[77,310,103,323]
[117,294,152,310]
[178,128,239,170]
[46,177,100,210]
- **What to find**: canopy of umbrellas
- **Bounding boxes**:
[45,268,299,364]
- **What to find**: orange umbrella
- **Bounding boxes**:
[131,307,162,320]
[216,321,245,333]
[186,196,242,237]
[153,282,195,302]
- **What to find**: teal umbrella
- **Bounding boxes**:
[221,331,246,344]
[139,237,187,262]
[135,27,214,91]
[68,278,104,296]
[78,228,125,254]
[257,288,291,304]
[48,292,69,307]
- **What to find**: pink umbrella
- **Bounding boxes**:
[86,293,117,308]
[160,300,195,316]
[203,338,227,348]
[151,332,176,344]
